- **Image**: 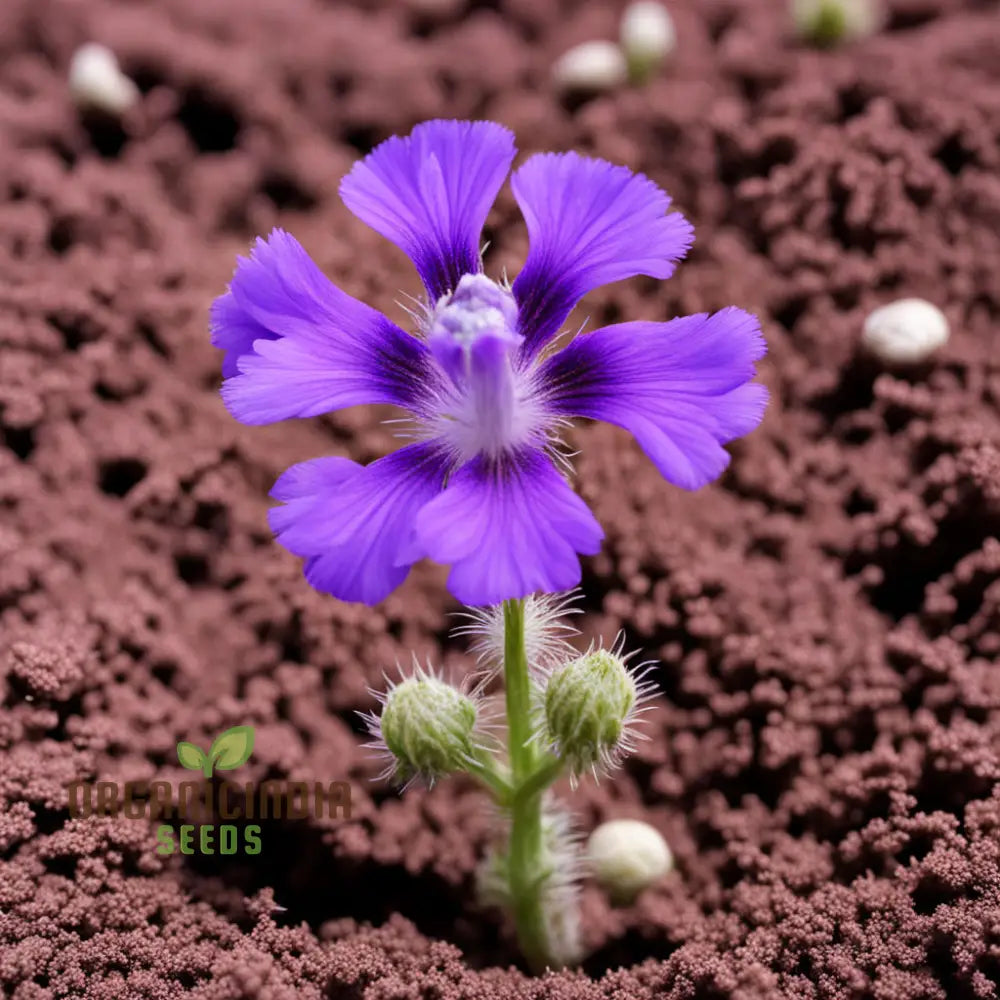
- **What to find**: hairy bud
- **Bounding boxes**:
[542,645,653,779]
[366,669,479,784]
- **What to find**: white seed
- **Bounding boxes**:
[861,298,950,365]
[587,819,673,903]
[791,0,884,44]
[620,1,676,81]
[69,43,139,116]
[553,41,628,94]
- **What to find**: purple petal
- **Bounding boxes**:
[539,309,768,491]
[511,153,693,362]
[339,120,516,301]
[408,448,603,606]
[210,287,278,379]
[211,229,434,425]
[268,444,449,605]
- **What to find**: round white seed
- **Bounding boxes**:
[553,41,628,94]
[587,818,673,903]
[861,298,950,365]
[69,43,139,116]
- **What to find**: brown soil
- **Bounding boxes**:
[2,0,1000,997]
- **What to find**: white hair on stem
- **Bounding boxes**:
[451,589,584,677]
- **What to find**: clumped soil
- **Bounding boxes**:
[2,0,1000,996]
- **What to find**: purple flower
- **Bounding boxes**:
[211,120,767,607]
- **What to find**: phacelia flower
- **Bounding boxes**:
[211,119,767,607]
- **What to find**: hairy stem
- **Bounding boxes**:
[503,598,551,972]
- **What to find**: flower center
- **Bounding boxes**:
[427,274,540,460]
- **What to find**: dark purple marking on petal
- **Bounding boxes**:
[539,309,768,490]
[339,119,516,301]
[211,229,435,425]
[511,152,693,363]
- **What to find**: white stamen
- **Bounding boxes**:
[423,274,547,461]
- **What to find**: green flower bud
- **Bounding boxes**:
[543,647,651,779]
[374,672,478,783]
[792,0,883,47]
[620,2,676,84]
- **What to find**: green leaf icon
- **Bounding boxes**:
[177,741,207,771]
[209,725,255,771]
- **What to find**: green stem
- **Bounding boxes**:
[514,754,563,806]
[503,598,550,972]
[466,748,513,803]
[503,598,535,776]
